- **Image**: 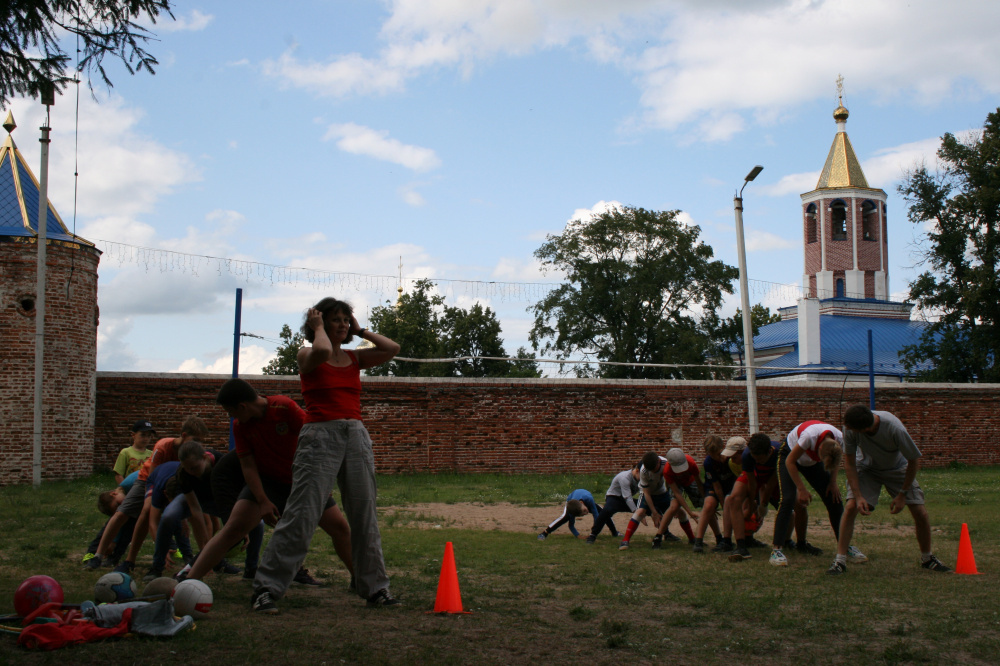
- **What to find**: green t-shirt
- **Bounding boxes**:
[113,446,153,478]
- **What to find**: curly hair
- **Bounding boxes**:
[300,297,355,344]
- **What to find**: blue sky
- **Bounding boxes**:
[6,0,1000,373]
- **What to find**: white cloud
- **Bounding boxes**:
[158,9,213,32]
[399,184,427,206]
[761,171,820,197]
[323,122,441,172]
[7,93,199,219]
[262,1,1000,142]
[746,229,796,252]
[568,200,624,223]
[175,344,272,374]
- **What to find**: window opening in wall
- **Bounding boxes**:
[836,278,845,297]
[831,200,847,240]
[806,204,818,243]
[862,200,876,240]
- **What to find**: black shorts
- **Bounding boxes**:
[211,450,247,522]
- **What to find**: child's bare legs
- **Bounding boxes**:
[188,499,262,580]
[122,499,153,567]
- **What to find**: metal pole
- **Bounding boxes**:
[868,329,875,409]
[229,288,243,450]
[32,106,52,487]
[734,195,759,434]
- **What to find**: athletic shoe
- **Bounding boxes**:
[826,560,847,576]
[769,549,789,567]
[243,567,257,580]
[618,540,630,551]
[214,559,242,575]
[114,560,135,574]
[171,549,185,564]
[692,540,705,554]
[712,540,734,553]
[251,590,279,614]
[82,553,96,565]
[292,568,321,587]
[796,542,823,556]
[747,536,769,549]
[537,532,547,541]
[651,535,663,550]
[728,547,751,562]
[921,555,952,572]
[847,545,868,563]
[584,535,596,544]
[661,531,680,542]
[142,567,163,583]
[84,554,103,570]
[366,589,401,607]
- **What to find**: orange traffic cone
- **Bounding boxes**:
[955,523,980,575]
[432,542,471,613]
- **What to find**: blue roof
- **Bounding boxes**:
[0,132,86,244]
[747,315,933,378]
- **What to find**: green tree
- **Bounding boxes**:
[529,205,739,379]
[898,108,1000,382]
[261,324,304,375]
[1,1,173,106]
[367,279,445,377]
[367,279,541,378]
[709,305,782,377]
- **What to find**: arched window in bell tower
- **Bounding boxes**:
[831,200,847,240]
[862,200,877,241]
[806,203,818,243]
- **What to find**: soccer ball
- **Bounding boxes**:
[14,575,64,616]
[172,579,213,619]
[94,572,137,604]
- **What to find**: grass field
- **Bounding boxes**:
[1,467,998,665]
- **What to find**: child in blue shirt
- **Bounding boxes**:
[538,489,602,539]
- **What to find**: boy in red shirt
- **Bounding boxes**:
[651,448,702,548]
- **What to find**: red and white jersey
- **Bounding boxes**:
[786,421,843,467]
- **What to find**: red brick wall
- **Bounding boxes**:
[91,374,1000,476]
[0,238,100,485]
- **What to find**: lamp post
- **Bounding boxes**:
[734,165,763,434]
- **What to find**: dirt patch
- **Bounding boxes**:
[383,502,566,534]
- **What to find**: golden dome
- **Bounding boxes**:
[833,105,849,122]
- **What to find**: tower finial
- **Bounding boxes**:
[2,110,14,134]
[396,256,404,306]
[833,75,849,125]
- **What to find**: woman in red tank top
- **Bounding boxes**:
[250,298,402,614]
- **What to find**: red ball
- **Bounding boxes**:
[13,575,64,617]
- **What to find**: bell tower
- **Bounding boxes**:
[800,78,888,301]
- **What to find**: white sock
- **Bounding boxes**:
[921,552,932,563]
[835,554,847,565]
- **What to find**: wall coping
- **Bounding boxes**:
[95,371,1000,391]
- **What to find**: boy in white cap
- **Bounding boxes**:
[650,447,702,549]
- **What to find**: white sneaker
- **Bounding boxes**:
[769,549,789,567]
[847,545,868,563]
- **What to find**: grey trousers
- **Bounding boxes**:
[253,419,389,600]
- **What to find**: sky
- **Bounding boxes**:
[6,0,1000,375]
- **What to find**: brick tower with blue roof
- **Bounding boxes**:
[1,110,101,485]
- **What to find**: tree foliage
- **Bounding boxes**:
[366,279,541,378]
[1,0,173,106]
[261,324,304,375]
[529,205,739,379]
[898,108,1000,382]
[711,305,782,374]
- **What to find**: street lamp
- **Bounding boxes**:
[734,165,763,434]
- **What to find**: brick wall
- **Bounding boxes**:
[90,374,1000,477]
[0,238,100,485]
